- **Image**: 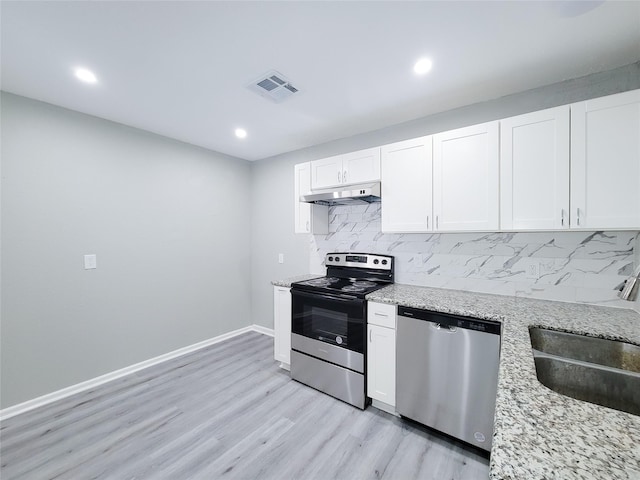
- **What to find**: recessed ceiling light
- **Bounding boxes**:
[235,128,247,139]
[74,67,97,84]
[413,58,433,75]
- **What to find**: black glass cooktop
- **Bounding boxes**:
[292,276,390,298]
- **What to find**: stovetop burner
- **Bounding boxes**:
[341,284,367,293]
[305,277,340,287]
[351,280,377,288]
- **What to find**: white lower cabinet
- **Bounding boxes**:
[273,286,291,369]
[367,302,396,408]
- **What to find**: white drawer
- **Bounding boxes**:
[367,301,396,329]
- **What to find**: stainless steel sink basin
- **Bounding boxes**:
[529,327,640,416]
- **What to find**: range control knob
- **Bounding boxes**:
[328,256,334,262]
[335,256,340,262]
[373,259,379,265]
[381,259,388,265]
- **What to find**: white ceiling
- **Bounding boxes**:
[2,1,639,161]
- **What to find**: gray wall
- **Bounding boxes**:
[1,93,252,408]
[251,61,640,328]
[250,156,316,328]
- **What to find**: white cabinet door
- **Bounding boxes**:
[571,89,640,229]
[311,155,343,189]
[273,286,292,368]
[500,106,570,230]
[294,163,328,234]
[342,147,381,186]
[310,148,381,189]
[381,137,433,233]
[367,301,396,329]
[294,163,312,233]
[367,324,396,407]
[433,122,499,231]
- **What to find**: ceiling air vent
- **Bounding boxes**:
[247,70,299,103]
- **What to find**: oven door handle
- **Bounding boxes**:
[291,289,359,302]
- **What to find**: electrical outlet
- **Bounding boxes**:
[278,253,284,264]
[526,262,540,279]
[84,254,97,270]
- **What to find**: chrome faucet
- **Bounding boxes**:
[619,265,640,301]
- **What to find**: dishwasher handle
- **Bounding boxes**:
[398,306,501,335]
[431,322,457,333]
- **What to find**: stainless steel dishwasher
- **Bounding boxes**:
[396,306,501,451]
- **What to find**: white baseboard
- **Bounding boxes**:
[252,324,274,337]
[0,324,274,421]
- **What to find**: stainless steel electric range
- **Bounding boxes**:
[290,253,394,409]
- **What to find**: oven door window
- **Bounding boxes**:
[291,291,365,353]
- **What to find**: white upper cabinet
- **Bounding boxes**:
[342,148,381,185]
[310,148,381,189]
[297,89,640,234]
[500,106,570,230]
[433,122,499,231]
[310,155,343,190]
[570,89,640,230]
[381,136,433,233]
[294,162,328,234]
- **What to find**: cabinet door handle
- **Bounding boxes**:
[306,220,310,232]
[436,215,439,230]
[369,329,372,343]
[374,312,388,317]
[343,170,347,183]
[427,216,429,229]
[561,209,564,227]
[337,171,341,183]
[577,208,581,226]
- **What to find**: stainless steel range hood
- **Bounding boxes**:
[300,182,381,206]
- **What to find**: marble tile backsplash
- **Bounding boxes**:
[310,203,640,309]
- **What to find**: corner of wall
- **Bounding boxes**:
[634,233,640,313]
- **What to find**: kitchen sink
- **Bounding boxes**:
[529,327,640,416]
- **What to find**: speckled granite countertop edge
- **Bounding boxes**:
[271,274,322,288]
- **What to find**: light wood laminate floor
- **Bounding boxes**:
[0,331,489,479]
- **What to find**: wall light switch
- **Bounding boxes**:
[278,253,284,264]
[84,254,97,270]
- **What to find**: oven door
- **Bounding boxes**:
[291,289,366,354]
[290,289,367,406]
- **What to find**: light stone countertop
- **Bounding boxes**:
[366,284,640,480]
[271,274,322,288]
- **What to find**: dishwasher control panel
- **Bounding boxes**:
[397,306,502,335]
